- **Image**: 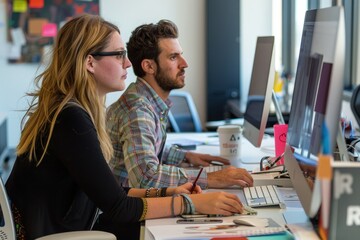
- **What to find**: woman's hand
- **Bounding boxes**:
[167,182,202,196]
[190,191,243,216]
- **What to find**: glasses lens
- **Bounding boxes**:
[118,51,127,64]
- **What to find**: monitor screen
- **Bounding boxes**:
[0,116,8,164]
[284,6,345,219]
[242,36,275,148]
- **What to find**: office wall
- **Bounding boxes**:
[0,0,206,147]
[240,0,273,111]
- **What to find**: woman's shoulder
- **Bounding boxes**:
[60,103,88,118]
[57,103,94,130]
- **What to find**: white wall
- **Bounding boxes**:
[101,0,206,123]
[240,0,274,111]
[0,0,206,147]
[0,0,276,148]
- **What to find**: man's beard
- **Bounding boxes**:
[155,68,185,91]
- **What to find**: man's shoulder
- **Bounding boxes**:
[107,80,157,121]
[108,91,149,112]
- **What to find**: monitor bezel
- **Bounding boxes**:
[242,36,276,148]
[284,6,345,219]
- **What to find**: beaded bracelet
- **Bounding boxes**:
[139,198,148,221]
[160,187,167,197]
[156,188,161,197]
[180,193,195,214]
[145,187,154,198]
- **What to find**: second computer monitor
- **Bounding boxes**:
[242,36,275,148]
[284,5,345,219]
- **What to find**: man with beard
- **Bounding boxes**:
[106,20,253,190]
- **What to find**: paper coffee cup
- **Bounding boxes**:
[217,125,242,167]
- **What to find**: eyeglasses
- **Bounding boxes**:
[91,50,127,64]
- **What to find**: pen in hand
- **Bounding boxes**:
[190,168,203,193]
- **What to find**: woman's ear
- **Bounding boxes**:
[141,59,156,75]
[86,55,95,73]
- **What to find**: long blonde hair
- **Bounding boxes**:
[17,14,118,164]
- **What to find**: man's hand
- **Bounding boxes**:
[185,152,230,166]
[207,166,253,188]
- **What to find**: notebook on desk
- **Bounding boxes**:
[146,216,288,239]
[147,225,288,239]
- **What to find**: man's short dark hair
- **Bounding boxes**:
[127,19,178,77]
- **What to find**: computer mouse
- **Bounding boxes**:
[233,218,269,227]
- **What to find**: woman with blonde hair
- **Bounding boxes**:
[5,14,244,239]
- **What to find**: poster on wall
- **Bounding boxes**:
[6,0,100,64]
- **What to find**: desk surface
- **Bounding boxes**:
[167,132,275,170]
[144,187,317,240]
[145,133,318,240]
[167,132,293,187]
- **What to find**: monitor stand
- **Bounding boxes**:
[272,90,285,125]
[263,91,286,137]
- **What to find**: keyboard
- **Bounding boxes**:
[243,185,285,208]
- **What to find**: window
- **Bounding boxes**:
[282,0,359,91]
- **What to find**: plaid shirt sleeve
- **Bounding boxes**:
[161,144,186,165]
[184,168,208,189]
[162,145,208,189]
[119,104,208,188]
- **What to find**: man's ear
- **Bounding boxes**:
[141,59,156,74]
[86,55,95,73]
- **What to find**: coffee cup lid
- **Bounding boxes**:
[217,125,241,133]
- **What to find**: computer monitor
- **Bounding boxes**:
[242,36,276,148]
[284,6,345,218]
[0,115,8,164]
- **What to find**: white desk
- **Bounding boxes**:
[144,187,317,240]
[166,132,276,170]
[167,132,292,187]
[144,133,318,239]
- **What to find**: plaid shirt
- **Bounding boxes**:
[107,78,207,188]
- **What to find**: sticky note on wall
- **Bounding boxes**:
[28,18,48,36]
[42,23,58,37]
[13,0,28,12]
[29,0,45,9]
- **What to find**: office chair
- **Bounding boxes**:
[0,177,116,240]
[351,84,360,127]
[168,91,203,132]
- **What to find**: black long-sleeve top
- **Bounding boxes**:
[6,105,144,239]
